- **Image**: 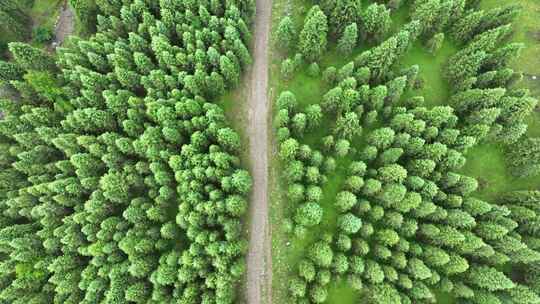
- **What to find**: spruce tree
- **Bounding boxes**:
[299,6,329,62]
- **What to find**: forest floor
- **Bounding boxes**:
[245,0,272,303]
[53,1,75,47]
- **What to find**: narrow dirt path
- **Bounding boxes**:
[53,1,75,47]
[246,0,272,303]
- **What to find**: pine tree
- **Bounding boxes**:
[338,23,358,55]
[327,0,362,36]
[361,3,392,42]
[9,42,56,71]
[276,16,296,51]
[0,0,31,40]
[299,6,329,62]
[69,0,98,34]
[426,33,445,54]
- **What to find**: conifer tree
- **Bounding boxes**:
[299,6,329,62]
[276,16,296,51]
[338,23,358,55]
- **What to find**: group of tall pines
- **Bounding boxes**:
[0,0,32,43]
[0,0,255,303]
[276,0,540,303]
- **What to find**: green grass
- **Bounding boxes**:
[285,68,326,108]
[400,39,458,107]
[434,291,455,304]
[391,4,410,33]
[325,279,361,304]
[461,142,540,201]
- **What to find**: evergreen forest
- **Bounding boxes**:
[0,0,255,303]
[272,0,540,303]
[1,0,540,304]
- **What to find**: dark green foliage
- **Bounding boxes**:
[0,0,31,40]
[276,16,296,51]
[361,3,392,42]
[295,202,323,226]
[467,266,514,291]
[506,138,540,177]
[338,23,358,55]
[32,26,54,44]
[69,0,98,35]
[321,0,362,36]
[451,4,520,43]
[299,6,328,62]
[0,60,23,83]
[0,1,255,303]
[8,42,56,71]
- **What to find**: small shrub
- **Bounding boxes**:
[33,26,54,44]
[307,62,320,77]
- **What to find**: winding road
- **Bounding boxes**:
[246,0,272,303]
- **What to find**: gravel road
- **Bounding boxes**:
[54,1,74,47]
[246,0,272,303]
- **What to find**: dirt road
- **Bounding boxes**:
[54,1,74,46]
[246,0,272,303]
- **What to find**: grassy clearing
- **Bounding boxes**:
[325,279,361,304]
[217,83,250,158]
[400,40,458,107]
[461,142,540,201]
[434,291,455,304]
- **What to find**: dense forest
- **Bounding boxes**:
[274,0,540,303]
[1,0,540,304]
[0,0,254,303]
